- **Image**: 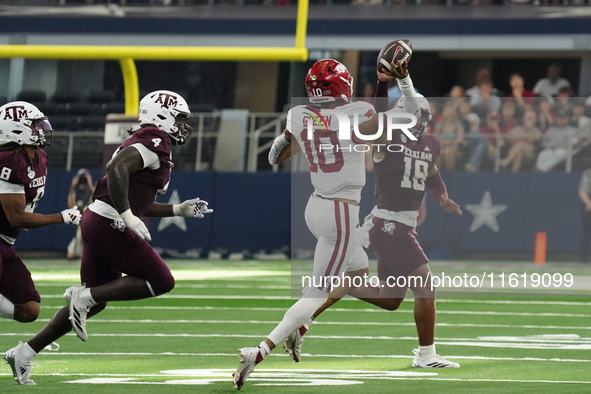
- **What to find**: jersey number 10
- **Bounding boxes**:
[300,128,344,173]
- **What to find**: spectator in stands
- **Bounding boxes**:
[506,73,535,111]
[458,100,472,131]
[554,86,573,115]
[466,68,499,98]
[534,109,577,172]
[447,85,467,111]
[533,63,572,97]
[427,100,440,135]
[571,99,591,143]
[500,110,542,172]
[464,113,490,172]
[482,111,503,147]
[434,103,465,170]
[500,100,517,129]
[66,169,95,260]
[578,168,591,263]
[359,82,375,103]
[536,97,556,132]
[449,85,465,99]
[470,80,502,113]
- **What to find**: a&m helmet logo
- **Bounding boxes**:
[155,93,178,109]
[2,105,28,122]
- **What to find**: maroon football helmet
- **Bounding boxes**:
[305,59,353,103]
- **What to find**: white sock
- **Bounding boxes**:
[22,343,37,360]
[258,341,271,358]
[0,295,15,320]
[419,344,436,357]
[79,288,98,308]
[267,289,328,346]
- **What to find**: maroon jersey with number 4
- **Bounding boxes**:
[92,127,173,216]
[0,149,49,240]
[374,133,441,212]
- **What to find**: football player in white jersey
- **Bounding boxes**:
[283,58,462,369]
[233,59,387,390]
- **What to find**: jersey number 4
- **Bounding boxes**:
[300,128,344,173]
[401,157,428,191]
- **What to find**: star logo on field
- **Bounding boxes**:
[465,191,507,233]
[157,189,187,232]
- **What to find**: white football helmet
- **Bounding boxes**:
[0,101,52,147]
[394,94,432,138]
[138,90,192,145]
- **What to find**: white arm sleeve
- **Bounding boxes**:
[396,74,421,120]
[397,75,419,98]
[130,143,160,170]
[268,132,290,165]
[0,179,25,194]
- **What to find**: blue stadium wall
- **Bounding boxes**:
[19,171,582,257]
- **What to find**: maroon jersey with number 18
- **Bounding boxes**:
[374,133,441,213]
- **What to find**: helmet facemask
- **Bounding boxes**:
[394,96,432,139]
[28,117,53,147]
[170,112,192,145]
[409,107,431,138]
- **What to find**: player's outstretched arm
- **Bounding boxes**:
[145,198,213,218]
[270,129,300,165]
[107,146,152,241]
[0,193,81,228]
[426,166,462,215]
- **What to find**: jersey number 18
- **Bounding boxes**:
[401,157,428,191]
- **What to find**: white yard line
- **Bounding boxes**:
[2,332,591,343]
[6,318,590,330]
[0,352,586,363]
[33,305,591,318]
[37,294,591,303]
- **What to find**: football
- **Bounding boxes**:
[377,39,413,73]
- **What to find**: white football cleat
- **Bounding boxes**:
[4,342,35,385]
[65,285,90,341]
[233,347,259,390]
[284,328,305,362]
[412,349,460,368]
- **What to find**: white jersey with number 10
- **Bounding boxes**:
[288,101,376,203]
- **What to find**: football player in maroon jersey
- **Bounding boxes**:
[0,101,81,330]
[284,58,463,369]
[4,91,213,386]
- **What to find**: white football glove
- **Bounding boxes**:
[61,206,82,225]
[120,209,151,241]
[173,198,214,219]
